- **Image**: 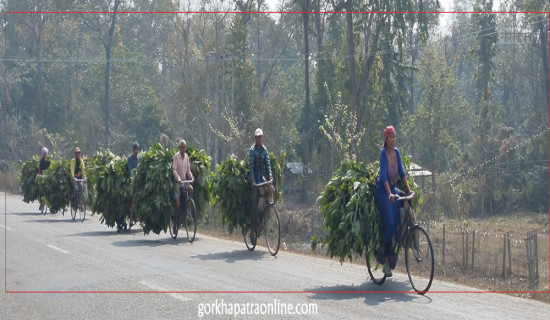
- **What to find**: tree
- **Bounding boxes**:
[471,1,498,217]
[80,0,122,148]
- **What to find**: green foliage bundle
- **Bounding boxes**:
[132,143,176,235]
[187,146,212,221]
[18,157,40,203]
[92,156,132,230]
[269,152,285,203]
[314,159,380,262]
[314,157,421,262]
[86,150,116,210]
[212,155,250,234]
[36,160,72,213]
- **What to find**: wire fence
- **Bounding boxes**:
[419,220,549,290]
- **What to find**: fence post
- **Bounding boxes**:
[471,230,475,271]
[460,226,466,270]
[525,230,539,289]
[502,233,507,279]
[465,226,469,269]
[442,223,446,277]
[507,232,512,276]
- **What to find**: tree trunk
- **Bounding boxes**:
[539,20,549,108]
[301,0,310,203]
[345,1,358,156]
[104,0,120,148]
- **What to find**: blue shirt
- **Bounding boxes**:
[127,154,141,177]
[248,144,272,184]
[377,147,406,188]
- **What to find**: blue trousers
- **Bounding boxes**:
[375,184,402,257]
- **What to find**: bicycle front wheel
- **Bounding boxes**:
[264,204,280,256]
[185,199,197,243]
[405,225,434,294]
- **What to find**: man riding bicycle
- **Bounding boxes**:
[38,147,50,211]
[247,128,273,246]
[70,147,86,207]
[172,140,194,232]
[127,142,141,228]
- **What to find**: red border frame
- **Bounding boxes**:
[3,10,550,295]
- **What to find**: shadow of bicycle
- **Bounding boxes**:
[192,249,272,264]
[111,237,189,248]
[306,281,433,306]
[65,228,143,237]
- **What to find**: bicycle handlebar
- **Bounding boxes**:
[74,178,87,182]
[255,180,273,187]
[394,192,415,201]
[180,178,194,185]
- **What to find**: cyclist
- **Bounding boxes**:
[247,128,272,246]
[38,147,50,211]
[375,126,412,277]
[70,147,86,204]
[127,141,141,176]
[127,142,141,228]
[172,139,193,232]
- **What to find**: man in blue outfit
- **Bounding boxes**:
[247,128,272,246]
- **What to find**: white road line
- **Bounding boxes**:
[0,224,12,231]
[46,244,70,254]
[139,280,192,302]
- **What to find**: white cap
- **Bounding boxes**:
[41,147,48,155]
[255,128,263,137]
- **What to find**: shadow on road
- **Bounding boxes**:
[111,238,188,248]
[9,211,48,216]
[25,218,76,223]
[192,249,271,264]
[306,281,432,305]
[65,229,143,237]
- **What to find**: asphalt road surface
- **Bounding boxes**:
[2,192,549,319]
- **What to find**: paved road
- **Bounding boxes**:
[1,193,549,319]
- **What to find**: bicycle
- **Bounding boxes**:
[71,178,87,222]
[169,179,197,242]
[242,181,281,256]
[366,192,435,294]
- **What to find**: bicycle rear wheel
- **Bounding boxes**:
[366,251,387,285]
[185,199,197,243]
[169,209,179,239]
[70,197,77,221]
[243,226,256,251]
[405,225,434,294]
[264,204,280,256]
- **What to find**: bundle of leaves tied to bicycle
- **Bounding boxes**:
[90,155,132,231]
[132,143,177,235]
[35,160,73,213]
[211,155,250,234]
[85,150,116,210]
[187,146,212,222]
[212,153,284,235]
[312,157,420,263]
[18,157,41,204]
